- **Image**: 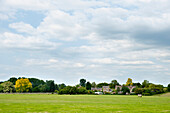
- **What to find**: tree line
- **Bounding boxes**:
[0,77,170,95]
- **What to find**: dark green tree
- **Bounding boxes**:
[46,80,55,92]
[32,86,40,92]
[86,81,92,90]
[8,77,17,85]
[80,79,86,87]
[29,78,45,88]
[0,84,3,92]
[59,83,66,90]
[97,82,109,88]
[121,86,130,95]
[142,80,149,88]
[109,80,119,89]
[168,84,170,92]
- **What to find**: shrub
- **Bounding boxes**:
[121,86,130,95]
[32,87,40,92]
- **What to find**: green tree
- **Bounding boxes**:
[8,77,17,85]
[168,84,170,92]
[126,78,133,86]
[109,80,119,89]
[46,80,55,92]
[91,82,96,88]
[80,79,86,87]
[86,81,91,90]
[142,80,149,88]
[1,81,15,93]
[0,84,3,92]
[38,84,47,92]
[59,83,66,90]
[29,78,45,88]
[32,86,40,92]
[121,86,130,95]
[133,82,142,88]
[97,82,109,88]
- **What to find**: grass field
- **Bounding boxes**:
[0,93,170,113]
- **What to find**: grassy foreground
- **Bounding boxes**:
[0,94,170,113]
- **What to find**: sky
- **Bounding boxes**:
[0,0,170,86]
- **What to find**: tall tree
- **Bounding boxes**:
[46,80,55,92]
[80,79,86,87]
[91,82,96,88]
[59,83,66,90]
[126,78,133,86]
[142,80,149,88]
[109,80,119,89]
[86,81,92,90]
[15,78,32,92]
[168,84,170,92]
[29,78,45,88]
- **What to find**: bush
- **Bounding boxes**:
[32,87,40,92]
[134,88,143,94]
[0,85,3,93]
[168,84,170,92]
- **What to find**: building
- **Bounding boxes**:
[115,85,136,93]
[91,87,102,91]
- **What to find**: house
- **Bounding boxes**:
[91,87,102,91]
[115,85,136,93]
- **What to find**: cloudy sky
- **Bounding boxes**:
[0,0,170,86]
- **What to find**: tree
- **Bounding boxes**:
[91,82,96,88]
[142,80,149,88]
[1,81,15,93]
[8,77,17,85]
[46,80,55,92]
[133,82,142,88]
[15,78,32,92]
[86,81,91,90]
[168,84,170,92]
[29,78,45,88]
[38,84,47,92]
[0,84,3,92]
[80,79,86,87]
[32,86,40,92]
[109,80,119,89]
[59,83,66,90]
[121,86,130,95]
[97,83,109,88]
[126,78,133,86]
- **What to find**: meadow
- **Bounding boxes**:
[0,93,170,113]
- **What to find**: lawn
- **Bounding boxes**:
[0,93,170,113]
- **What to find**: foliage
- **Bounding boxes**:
[121,86,130,94]
[32,86,40,92]
[15,78,32,92]
[38,84,47,92]
[0,84,3,92]
[8,77,17,85]
[77,87,88,94]
[80,79,86,87]
[86,81,91,90]
[142,80,149,88]
[97,82,109,88]
[1,81,15,93]
[46,80,55,92]
[109,80,119,89]
[133,82,142,88]
[58,83,66,90]
[126,78,133,86]
[91,82,96,88]
[134,88,143,94]
[168,84,170,92]
[28,78,45,88]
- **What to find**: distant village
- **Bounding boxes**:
[0,77,169,96]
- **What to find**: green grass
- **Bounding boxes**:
[0,94,170,113]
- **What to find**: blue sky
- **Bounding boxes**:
[0,0,170,86]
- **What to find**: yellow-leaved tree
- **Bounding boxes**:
[126,78,133,86]
[15,78,32,92]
